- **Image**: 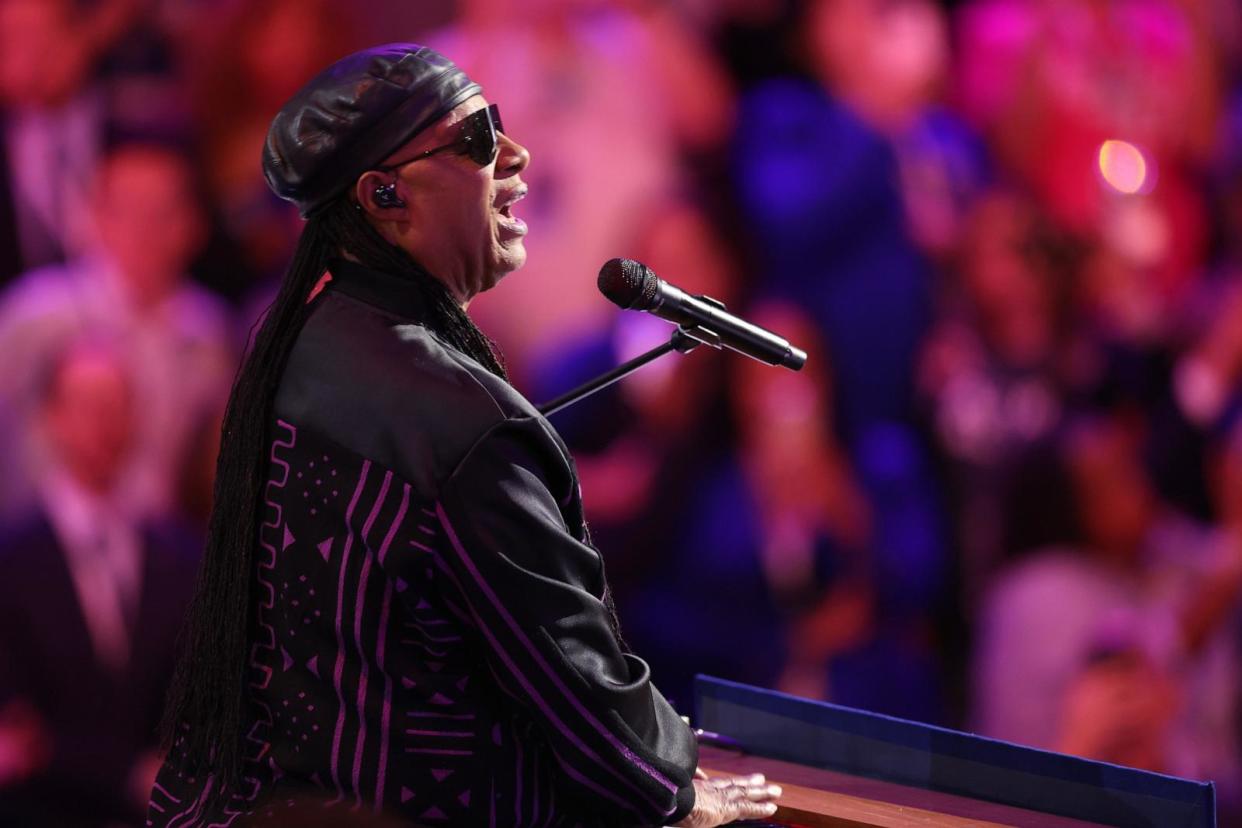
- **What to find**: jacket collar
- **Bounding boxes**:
[324,256,436,322]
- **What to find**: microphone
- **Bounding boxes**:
[597,258,807,371]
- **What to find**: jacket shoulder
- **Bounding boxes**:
[274,290,536,496]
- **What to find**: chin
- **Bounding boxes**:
[495,245,527,279]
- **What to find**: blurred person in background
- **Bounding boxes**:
[731,0,952,722]
[428,0,734,379]
[0,0,152,284]
[0,141,234,524]
[972,409,1242,794]
[918,188,1076,598]
[1173,283,1242,437]
[0,337,200,827]
[801,0,989,262]
[732,0,934,443]
[745,305,944,722]
[1,0,100,284]
[191,0,355,290]
[615,301,943,722]
[617,302,874,709]
[1197,414,1242,817]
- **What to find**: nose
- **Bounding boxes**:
[496,133,530,176]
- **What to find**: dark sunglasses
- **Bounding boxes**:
[378,104,504,170]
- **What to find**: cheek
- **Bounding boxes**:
[425,181,491,234]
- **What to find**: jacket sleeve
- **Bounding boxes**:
[431,415,697,825]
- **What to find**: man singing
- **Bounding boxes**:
[148,44,780,827]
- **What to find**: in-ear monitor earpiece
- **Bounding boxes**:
[373,182,406,209]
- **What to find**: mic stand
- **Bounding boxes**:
[537,325,719,417]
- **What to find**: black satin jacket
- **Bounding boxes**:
[147,260,697,827]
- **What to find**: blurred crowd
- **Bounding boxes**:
[1,0,1242,824]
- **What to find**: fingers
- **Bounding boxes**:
[705,773,780,798]
[719,784,781,820]
[678,775,783,828]
[709,772,765,790]
[724,783,781,803]
[735,799,780,820]
[704,772,782,822]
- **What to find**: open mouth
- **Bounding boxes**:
[496,187,528,236]
[497,186,527,217]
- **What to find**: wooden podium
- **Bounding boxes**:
[691,677,1216,828]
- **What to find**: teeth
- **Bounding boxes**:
[497,188,526,215]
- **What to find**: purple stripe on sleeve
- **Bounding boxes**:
[514,722,524,826]
[402,728,474,737]
[166,775,213,828]
[373,580,395,812]
[329,460,371,802]
[438,594,472,624]
[435,504,680,804]
[551,743,647,815]
[377,483,409,567]
[351,471,392,805]
[399,628,461,644]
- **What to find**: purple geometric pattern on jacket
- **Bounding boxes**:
[144,419,643,827]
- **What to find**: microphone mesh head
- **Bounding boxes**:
[598,258,658,310]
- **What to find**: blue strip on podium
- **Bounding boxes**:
[693,675,1216,828]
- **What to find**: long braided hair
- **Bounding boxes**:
[160,195,505,791]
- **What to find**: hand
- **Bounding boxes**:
[673,772,782,827]
[1056,654,1178,771]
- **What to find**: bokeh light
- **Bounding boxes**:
[1098,139,1150,195]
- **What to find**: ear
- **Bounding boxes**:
[353,171,407,220]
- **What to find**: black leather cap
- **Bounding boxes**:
[262,43,482,218]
